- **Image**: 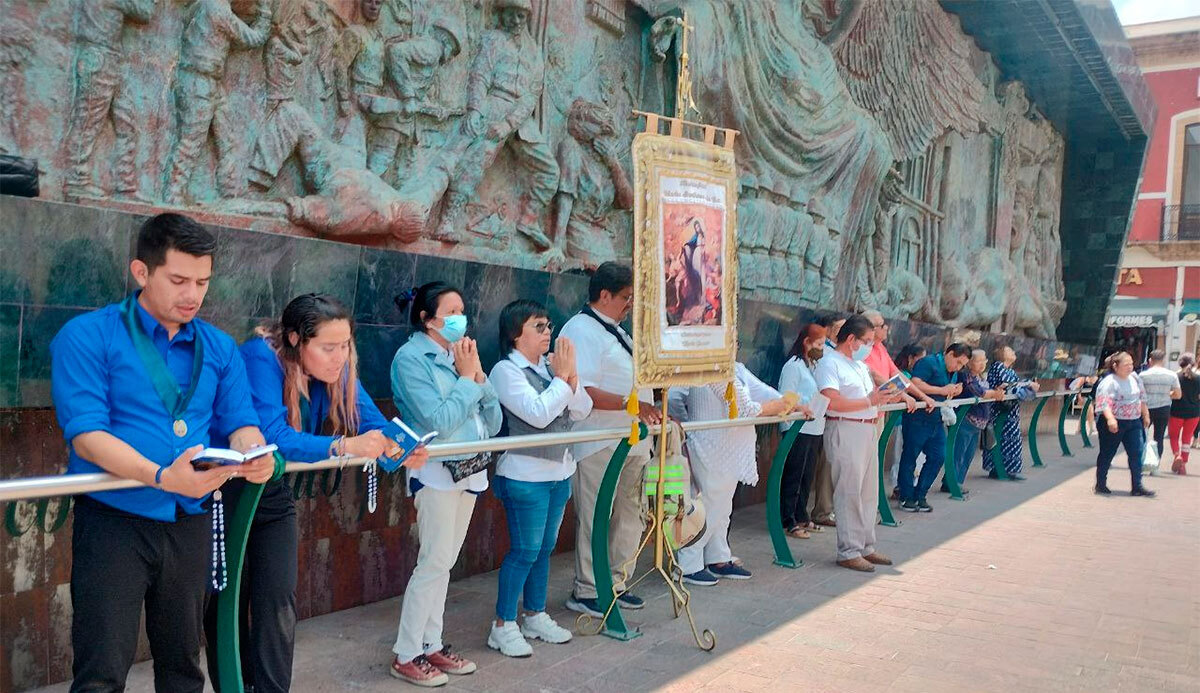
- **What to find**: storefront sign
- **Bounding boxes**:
[1106,314,1160,328]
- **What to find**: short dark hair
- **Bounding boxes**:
[945,342,972,359]
[1150,349,1166,362]
[135,213,217,271]
[816,313,843,329]
[498,299,549,352]
[394,281,462,330]
[588,262,633,302]
[837,314,873,344]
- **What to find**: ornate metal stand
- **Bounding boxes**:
[576,394,716,651]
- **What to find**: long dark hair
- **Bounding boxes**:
[786,322,821,363]
[394,281,462,332]
[257,293,359,435]
[895,343,927,372]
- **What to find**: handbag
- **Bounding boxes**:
[1142,432,1160,477]
[443,452,493,482]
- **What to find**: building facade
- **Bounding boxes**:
[1111,15,1200,363]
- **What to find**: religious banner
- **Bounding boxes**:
[631,130,738,388]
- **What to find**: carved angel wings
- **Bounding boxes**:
[825,0,991,161]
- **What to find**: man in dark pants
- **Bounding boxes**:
[898,343,971,512]
[1139,349,1181,459]
[51,213,274,692]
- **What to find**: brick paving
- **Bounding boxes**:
[33,443,1200,692]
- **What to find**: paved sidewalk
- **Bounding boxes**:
[35,443,1200,692]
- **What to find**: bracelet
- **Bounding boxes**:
[154,466,165,487]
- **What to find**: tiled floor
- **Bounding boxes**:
[34,444,1200,692]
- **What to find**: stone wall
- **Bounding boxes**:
[0,197,1100,691]
[0,0,1085,339]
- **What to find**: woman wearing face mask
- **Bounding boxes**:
[485,299,592,657]
[203,294,427,693]
[389,282,503,687]
[778,321,828,539]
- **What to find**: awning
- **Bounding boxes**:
[1106,297,1167,328]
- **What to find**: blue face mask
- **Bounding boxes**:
[438,315,468,343]
[852,342,872,361]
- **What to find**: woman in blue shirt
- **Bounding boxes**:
[203,293,426,693]
[388,282,503,687]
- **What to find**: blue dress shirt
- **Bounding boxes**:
[50,296,260,521]
[214,337,389,461]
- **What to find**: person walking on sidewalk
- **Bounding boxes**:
[1168,354,1199,475]
[1093,351,1155,497]
[1139,349,1181,459]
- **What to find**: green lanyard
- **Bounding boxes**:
[121,295,205,437]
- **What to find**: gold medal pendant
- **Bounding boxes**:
[174,419,188,437]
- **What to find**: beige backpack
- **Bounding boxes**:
[645,421,707,549]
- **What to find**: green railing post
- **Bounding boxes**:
[877,411,901,527]
[216,479,268,693]
[1028,397,1050,468]
[941,403,971,501]
[590,423,646,641]
[1058,392,1074,457]
[766,420,806,569]
[1079,395,1094,448]
[989,410,1011,480]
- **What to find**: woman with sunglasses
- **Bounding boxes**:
[485,299,592,657]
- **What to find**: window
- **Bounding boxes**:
[1183,123,1199,206]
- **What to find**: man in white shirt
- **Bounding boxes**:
[559,263,661,617]
[814,314,907,572]
[1140,349,1181,459]
[673,363,798,585]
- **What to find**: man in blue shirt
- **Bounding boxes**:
[50,213,273,692]
[898,343,970,512]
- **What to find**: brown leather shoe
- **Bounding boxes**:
[837,557,875,572]
[863,552,893,566]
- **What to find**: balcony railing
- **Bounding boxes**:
[1161,204,1200,242]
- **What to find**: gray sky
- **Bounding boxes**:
[1112,0,1197,25]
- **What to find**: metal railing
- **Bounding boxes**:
[1161,204,1200,242]
[0,388,1085,503]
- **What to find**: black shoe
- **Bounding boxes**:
[616,591,645,609]
[1130,487,1157,497]
[916,499,933,513]
[1010,473,1027,481]
[987,470,999,479]
[939,484,951,494]
[900,500,919,512]
[1094,485,1112,495]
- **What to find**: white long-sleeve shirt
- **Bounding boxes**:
[489,350,593,482]
[678,363,780,485]
[778,355,825,435]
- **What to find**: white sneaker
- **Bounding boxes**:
[521,611,573,644]
[487,621,533,658]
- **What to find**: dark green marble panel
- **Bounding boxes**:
[0,198,129,309]
[18,306,89,408]
[355,324,408,401]
[0,305,20,408]
[202,229,362,328]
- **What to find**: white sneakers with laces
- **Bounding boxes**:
[520,611,573,644]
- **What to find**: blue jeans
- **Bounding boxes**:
[899,418,946,502]
[952,423,983,485]
[1096,418,1146,490]
[493,475,572,621]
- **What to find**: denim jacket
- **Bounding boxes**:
[391,331,502,491]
